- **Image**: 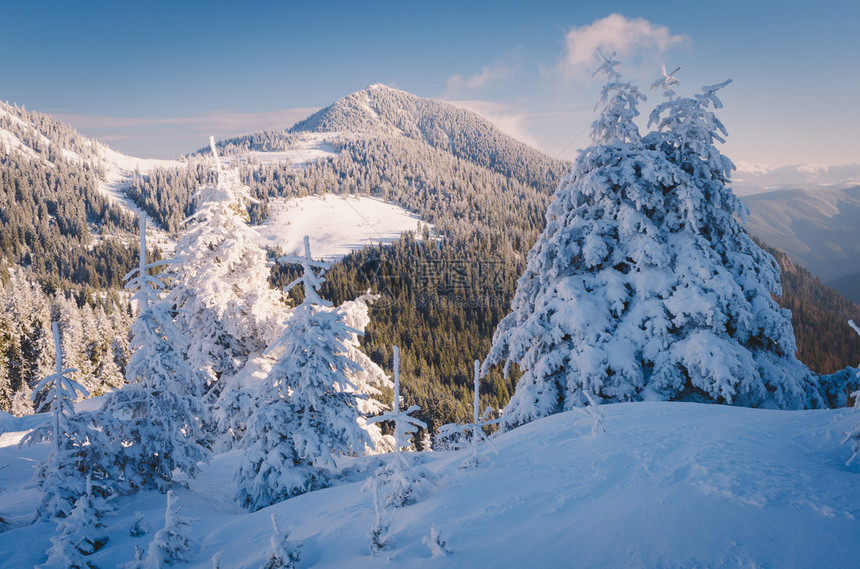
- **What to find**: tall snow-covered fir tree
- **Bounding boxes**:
[21,322,97,518]
[171,138,284,393]
[483,54,823,430]
[235,236,374,511]
[98,215,210,492]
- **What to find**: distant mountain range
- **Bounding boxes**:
[738,183,860,302]
[733,161,860,195]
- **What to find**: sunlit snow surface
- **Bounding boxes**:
[221,133,340,169]
[2,403,859,568]
[257,194,426,259]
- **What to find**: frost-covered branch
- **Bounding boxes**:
[277,235,332,307]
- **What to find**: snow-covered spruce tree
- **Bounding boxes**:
[340,293,395,452]
[143,491,195,568]
[263,515,301,569]
[41,476,108,569]
[21,322,93,519]
[171,137,284,395]
[235,236,373,511]
[483,54,823,430]
[99,214,210,491]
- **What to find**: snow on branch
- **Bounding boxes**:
[210,135,222,185]
[438,360,499,466]
[366,346,426,454]
[651,63,681,96]
[277,235,332,307]
[31,322,87,413]
[122,213,175,310]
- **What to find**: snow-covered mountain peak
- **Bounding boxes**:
[367,83,395,91]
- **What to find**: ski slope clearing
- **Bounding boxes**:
[257,194,428,259]
[1,402,858,568]
[221,133,340,168]
[94,149,184,253]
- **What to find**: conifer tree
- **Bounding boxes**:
[99,214,209,491]
[143,491,195,568]
[340,293,394,452]
[484,54,824,430]
[643,71,822,409]
[365,346,431,508]
[22,321,92,518]
[171,138,284,393]
[40,475,108,568]
[236,236,372,510]
[263,515,301,569]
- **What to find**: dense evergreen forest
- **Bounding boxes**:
[761,242,860,373]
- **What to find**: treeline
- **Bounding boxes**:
[0,101,100,162]
[270,231,860,432]
[291,85,568,191]
[125,164,214,233]
[241,134,557,249]
[2,90,858,425]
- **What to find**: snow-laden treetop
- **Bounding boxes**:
[486,55,823,429]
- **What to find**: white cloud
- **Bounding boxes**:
[445,62,518,97]
[559,14,688,78]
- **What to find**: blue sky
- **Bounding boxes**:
[3,1,858,166]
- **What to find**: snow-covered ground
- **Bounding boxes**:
[221,133,339,169]
[257,194,428,259]
[1,402,858,568]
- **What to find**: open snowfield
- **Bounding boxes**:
[2,402,859,568]
[257,194,428,259]
[220,133,339,169]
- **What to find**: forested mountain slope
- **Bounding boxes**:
[742,186,860,301]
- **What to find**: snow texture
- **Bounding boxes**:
[257,194,428,261]
[3,402,859,568]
